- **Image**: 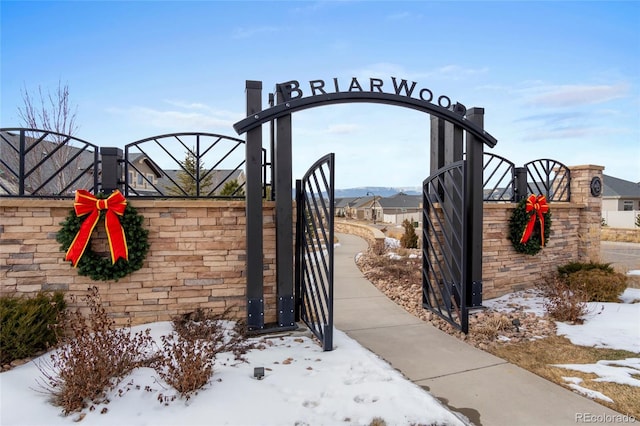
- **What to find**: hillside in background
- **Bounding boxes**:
[334,186,421,198]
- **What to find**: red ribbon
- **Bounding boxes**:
[520,194,549,246]
[65,189,128,267]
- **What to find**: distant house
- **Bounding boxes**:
[335,197,359,217]
[127,154,164,196]
[379,192,421,225]
[334,193,420,225]
[0,130,96,196]
[602,174,640,229]
[126,153,245,197]
[353,196,382,222]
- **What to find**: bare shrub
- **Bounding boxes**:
[37,287,155,415]
[371,240,386,256]
[156,308,253,399]
[540,276,588,323]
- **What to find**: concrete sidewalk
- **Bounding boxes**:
[333,233,623,426]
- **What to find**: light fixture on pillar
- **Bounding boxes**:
[366,191,377,224]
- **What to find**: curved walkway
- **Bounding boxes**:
[334,233,622,426]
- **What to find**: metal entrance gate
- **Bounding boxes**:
[422,160,469,333]
[294,153,335,351]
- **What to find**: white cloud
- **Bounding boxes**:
[106,103,242,132]
[523,83,630,107]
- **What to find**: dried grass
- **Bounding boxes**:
[489,335,640,419]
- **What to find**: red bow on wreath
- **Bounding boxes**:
[65,189,128,267]
[520,194,549,246]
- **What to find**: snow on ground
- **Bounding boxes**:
[554,359,640,387]
[384,237,400,249]
[484,287,640,404]
[560,377,614,403]
[482,288,546,316]
[555,288,640,353]
[0,327,465,426]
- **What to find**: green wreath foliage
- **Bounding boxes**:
[56,203,149,281]
[508,197,551,256]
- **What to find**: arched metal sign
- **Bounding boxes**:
[234,78,497,148]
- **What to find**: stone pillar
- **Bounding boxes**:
[569,165,604,262]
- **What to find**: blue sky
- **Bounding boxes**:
[1,1,639,188]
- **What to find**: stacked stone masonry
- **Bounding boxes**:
[0,165,603,325]
[0,199,276,326]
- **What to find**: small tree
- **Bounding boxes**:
[220,179,245,197]
[165,149,213,196]
[400,218,418,249]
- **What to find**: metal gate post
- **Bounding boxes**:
[464,108,484,308]
[100,147,123,194]
[430,116,445,175]
[294,179,303,322]
[275,84,295,328]
[514,167,528,202]
[245,81,264,330]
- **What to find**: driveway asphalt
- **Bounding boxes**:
[600,240,640,273]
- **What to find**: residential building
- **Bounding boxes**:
[602,174,640,229]
[378,192,422,225]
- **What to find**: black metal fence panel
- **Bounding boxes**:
[482,154,571,203]
[124,132,269,198]
[422,160,468,333]
[295,153,335,351]
[482,153,515,201]
[524,158,571,202]
[0,128,99,197]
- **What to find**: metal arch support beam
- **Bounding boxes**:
[233,92,497,148]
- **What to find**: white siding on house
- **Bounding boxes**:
[383,212,421,226]
[602,210,639,229]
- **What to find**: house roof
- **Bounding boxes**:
[351,196,376,208]
[378,193,421,209]
[128,153,164,177]
[334,197,360,208]
[603,174,640,198]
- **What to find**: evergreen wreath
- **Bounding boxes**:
[56,203,149,281]
[508,197,551,256]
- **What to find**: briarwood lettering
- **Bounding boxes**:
[277,77,459,110]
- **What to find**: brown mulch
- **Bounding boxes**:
[355,247,557,352]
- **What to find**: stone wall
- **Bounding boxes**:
[601,227,640,243]
[335,220,386,246]
[0,199,277,326]
[0,165,604,323]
